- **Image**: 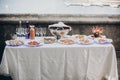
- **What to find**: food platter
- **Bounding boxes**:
[25,40,42,47]
[44,37,56,44]
[87,35,106,39]
[6,40,24,46]
[72,34,86,40]
[77,39,94,45]
[94,38,112,44]
[58,38,74,45]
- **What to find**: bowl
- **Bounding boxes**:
[44,37,56,44]
[48,22,72,39]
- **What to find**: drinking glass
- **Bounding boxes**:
[35,27,39,37]
[42,27,46,37]
[16,27,25,39]
[10,33,17,40]
[24,28,29,37]
[21,28,25,37]
[16,28,20,38]
[39,27,43,37]
[19,28,23,37]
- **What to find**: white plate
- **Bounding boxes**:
[94,38,112,44]
[87,35,106,39]
[6,40,24,46]
[25,40,43,47]
[77,39,94,45]
[58,38,74,45]
[72,34,86,39]
[44,36,56,44]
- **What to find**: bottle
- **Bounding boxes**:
[30,25,35,39]
[25,21,30,39]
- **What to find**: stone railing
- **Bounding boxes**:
[0,14,120,24]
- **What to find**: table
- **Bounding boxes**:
[0,39,118,80]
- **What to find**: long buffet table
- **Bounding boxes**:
[0,37,118,80]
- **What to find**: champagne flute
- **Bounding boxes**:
[19,28,23,38]
[24,28,29,37]
[16,28,20,39]
[35,27,39,37]
[21,28,25,37]
[10,33,17,40]
[42,27,46,37]
[39,27,43,37]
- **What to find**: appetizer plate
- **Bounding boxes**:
[44,37,56,44]
[58,38,74,45]
[77,39,94,45]
[87,35,106,40]
[6,40,24,46]
[25,40,43,47]
[94,38,113,44]
[72,34,86,40]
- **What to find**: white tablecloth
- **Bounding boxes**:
[0,40,118,80]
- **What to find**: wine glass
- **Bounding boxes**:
[21,28,25,37]
[24,28,29,38]
[42,27,46,37]
[35,27,40,37]
[39,27,43,37]
[16,27,24,39]
[16,28,20,38]
[10,33,17,40]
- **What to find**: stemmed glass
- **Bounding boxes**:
[16,20,24,39]
[39,27,43,37]
[21,28,25,37]
[42,28,46,37]
[24,28,29,37]
[16,28,21,38]
[16,27,25,39]
[35,27,40,37]
[10,33,17,40]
